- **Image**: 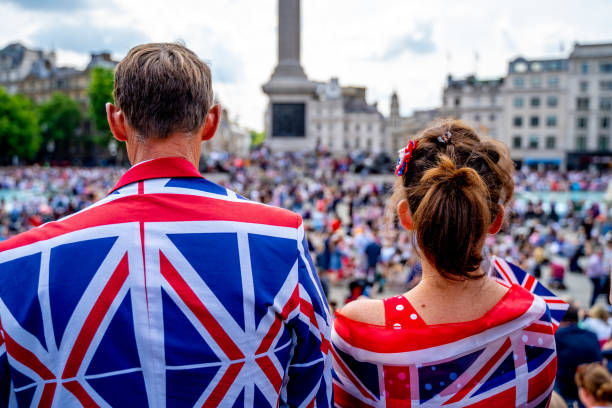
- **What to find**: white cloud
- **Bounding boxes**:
[1,0,612,131]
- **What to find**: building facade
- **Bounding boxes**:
[502,58,568,167]
[310,78,386,154]
[442,42,612,169]
[567,43,612,168]
[442,74,504,141]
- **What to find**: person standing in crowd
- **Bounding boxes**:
[555,302,603,405]
[587,246,606,306]
[332,120,558,407]
[0,43,331,406]
[575,363,612,408]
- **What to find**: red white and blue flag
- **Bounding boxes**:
[0,157,332,407]
[332,259,567,407]
[491,256,569,331]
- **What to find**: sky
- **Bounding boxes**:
[1,0,612,132]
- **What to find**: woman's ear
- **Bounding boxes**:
[397,199,413,230]
[488,204,505,234]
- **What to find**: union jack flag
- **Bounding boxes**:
[491,256,569,331]
[0,157,332,407]
[332,260,567,407]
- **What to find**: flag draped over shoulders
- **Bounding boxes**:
[332,258,567,408]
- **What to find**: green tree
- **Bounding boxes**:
[38,92,81,160]
[0,87,41,163]
[88,66,114,145]
[250,129,266,147]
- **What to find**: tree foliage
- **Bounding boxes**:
[38,92,81,142]
[250,130,266,147]
[89,66,114,144]
[0,87,41,163]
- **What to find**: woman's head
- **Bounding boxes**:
[589,304,610,323]
[390,119,514,280]
[576,363,612,406]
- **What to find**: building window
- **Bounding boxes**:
[546,115,557,127]
[602,117,610,129]
[512,135,522,149]
[600,97,612,111]
[576,97,590,111]
[530,116,539,127]
[577,117,588,129]
[489,114,496,122]
[529,135,539,149]
[601,81,612,91]
[580,81,589,92]
[366,138,372,148]
[513,78,524,88]
[601,63,612,73]
[548,76,559,88]
[355,123,361,131]
[547,96,558,107]
[513,116,523,127]
[367,124,372,132]
[581,62,589,74]
[577,135,587,151]
[355,138,360,148]
[599,135,609,151]
[545,136,556,149]
[490,95,496,105]
[343,123,348,132]
[513,97,524,108]
[343,138,349,149]
[531,77,541,88]
[454,97,461,107]
[475,114,481,122]
[530,97,540,107]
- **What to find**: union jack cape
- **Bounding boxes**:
[0,157,332,407]
[332,257,568,407]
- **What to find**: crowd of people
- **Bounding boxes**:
[1,147,612,406]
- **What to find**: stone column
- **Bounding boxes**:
[273,0,306,78]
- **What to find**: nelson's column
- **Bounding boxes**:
[262,0,317,151]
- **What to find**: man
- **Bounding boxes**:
[554,301,602,405]
[0,43,332,407]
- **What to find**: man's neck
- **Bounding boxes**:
[128,133,201,168]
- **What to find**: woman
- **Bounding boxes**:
[582,304,612,348]
[575,363,612,407]
[332,120,558,407]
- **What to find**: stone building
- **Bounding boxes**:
[441,42,612,169]
[0,43,117,111]
[442,74,504,141]
[502,57,568,168]
[566,43,612,168]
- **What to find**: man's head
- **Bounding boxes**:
[106,43,220,165]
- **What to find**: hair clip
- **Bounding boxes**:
[438,130,452,144]
[395,139,418,176]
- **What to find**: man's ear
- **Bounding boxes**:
[397,199,413,230]
[200,104,221,141]
[488,204,505,234]
[106,103,128,142]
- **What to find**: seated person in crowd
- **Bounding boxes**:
[556,302,603,405]
[332,120,558,407]
[575,363,612,408]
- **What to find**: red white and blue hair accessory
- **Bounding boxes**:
[395,139,418,176]
[438,130,452,144]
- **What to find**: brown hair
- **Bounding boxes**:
[114,42,213,139]
[576,363,612,403]
[389,119,514,280]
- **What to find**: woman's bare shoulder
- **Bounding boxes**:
[338,298,386,326]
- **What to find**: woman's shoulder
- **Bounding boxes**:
[339,298,386,326]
